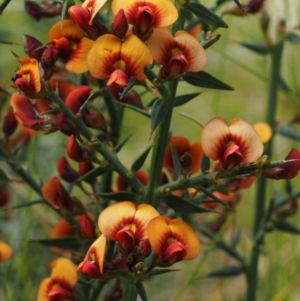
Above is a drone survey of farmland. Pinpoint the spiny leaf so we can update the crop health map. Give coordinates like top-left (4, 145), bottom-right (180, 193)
top-left (97, 191), bottom-right (139, 201)
top-left (233, 0), bottom-right (243, 9)
top-left (0, 200), bottom-right (44, 212)
top-left (187, 2), bottom-right (228, 28)
top-left (61, 0), bottom-right (71, 23)
top-left (136, 282), bottom-right (147, 301)
top-left (163, 195), bottom-right (213, 214)
top-left (149, 268), bottom-right (180, 276)
top-left (74, 166), bottom-right (110, 183)
top-left (183, 71), bottom-right (234, 90)
top-left (30, 237), bottom-right (83, 249)
top-left (0, 85), bottom-right (11, 96)
top-left (151, 99), bottom-right (168, 133)
top-left (274, 220), bottom-right (300, 235)
top-left (115, 135), bottom-right (132, 153)
top-left (239, 42), bottom-right (269, 55)
top-left (117, 101), bottom-right (150, 118)
top-left (174, 92), bottom-right (201, 107)
top-left (120, 79), bottom-right (137, 98)
top-left (131, 145), bottom-right (152, 172)
top-left (276, 124), bottom-right (300, 141)
top-left (206, 265), bottom-right (244, 278)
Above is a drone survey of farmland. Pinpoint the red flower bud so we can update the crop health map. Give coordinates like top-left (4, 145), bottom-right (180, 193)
top-left (79, 214), bottom-right (96, 238)
top-left (24, 0), bottom-right (62, 20)
top-left (111, 9), bottom-right (128, 40)
top-left (2, 107), bottom-right (18, 137)
top-left (65, 86), bottom-right (92, 114)
top-left (41, 45), bottom-right (58, 80)
top-left (58, 113), bottom-right (79, 137)
top-left (67, 135), bottom-right (94, 162)
top-left (78, 161), bottom-right (95, 183)
top-left (57, 156), bottom-right (79, 183)
top-left (82, 107), bottom-right (107, 131)
top-left (23, 34), bottom-right (45, 61)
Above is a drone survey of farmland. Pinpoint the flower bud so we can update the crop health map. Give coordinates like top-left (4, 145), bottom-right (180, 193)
top-left (57, 156), bottom-right (79, 183)
top-left (41, 45), bottom-right (58, 80)
top-left (58, 113), bottom-right (78, 137)
top-left (79, 214), bottom-right (96, 238)
top-left (24, 0), bottom-right (62, 20)
top-left (2, 108), bottom-right (18, 137)
top-left (66, 135), bottom-right (94, 162)
top-left (78, 161), bottom-right (95, 183)
top-left (65, 85), bottom-right (92, 114)
top-left (23, 34), bottom-right (45, 61)
top-left (82, 107), bottom-right (107, 131)
top-left (179, 152), bottom-right (194, 170)
top-left (111, 9), bottom-right (128, 40)
top-left (138, 239), bottom-right (151, 258)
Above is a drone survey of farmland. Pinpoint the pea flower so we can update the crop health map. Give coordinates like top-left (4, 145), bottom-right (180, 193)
top-left (147, 28), bottom-right (207, 80)
top-left (0, 241), bottom-right (13, 263)
top-left (201, 117), bottom-right (264, 171)
top-left (147, 216), bottom-right (200, 266)
top-left (111, 0), bottom-right (178, 41)
top-left (87, 34), bottom-right (152, 87)
top-left (37, 258), bottom-right (78, 301)
top-left (48, 19), bottom-right (94, 73)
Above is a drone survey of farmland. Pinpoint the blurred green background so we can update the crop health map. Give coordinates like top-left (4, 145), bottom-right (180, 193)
top-left (1, 0), bottom-right (300, 301)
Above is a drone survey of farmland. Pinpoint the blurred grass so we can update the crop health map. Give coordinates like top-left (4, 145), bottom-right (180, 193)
top-left (1, 1), bottom-right (300, 301)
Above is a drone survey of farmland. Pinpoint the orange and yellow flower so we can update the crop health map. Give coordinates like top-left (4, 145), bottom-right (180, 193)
top-left (111, 0), bottom-right (178, 40)
top-left (87, 34), bottom-right (152, 87)
top-left (201, 117), bottom-right (264, 171)
top-left (147, 28), bottom-right (207, 80)
top-left (147, 216), bottom-right (200, 266)
top-left (48, 19), bottom-right (94, 73)
top-left (37, 258), bottom-right (78, 301)
top-left (0, 241), bottom-right (13, 263)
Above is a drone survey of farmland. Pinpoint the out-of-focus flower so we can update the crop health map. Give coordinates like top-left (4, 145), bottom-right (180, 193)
top-left (0, 241), bottom-right (13, 263)
top-left (87, 34), bottom-right (152, 87)
top-left (253, 121), bottom-right (272, 144)
top-left (263, 148), bottom-right (300, 180)
top-left (163, 136), bottom-right (203, 176)
top-left (201, 117), bottom-right (264, 171)
top-left (116, 170), bottom-right (148, 192)
top-left (111, 0), bottom-right (178, 41)
top-left (147, 28), bottom-right (207, 80)
top-left (23, 34), bottom-right (46, 61)
top-left (37, 258), bottom-right (78, 301)
top-left (48, 20), bottom-right (94, 73)
top-left (68, 0), bottom-right (108, 40)
top-left (25, 0), bottom-right (62, 20)
top-left (13, 57), bottom-right (41, 98)
top-left (98, 201), bottom-right (159, 253)
top-left (147, 216), bottom-right (200, 266)
top-left (222, 0), bottom-right (265, 16)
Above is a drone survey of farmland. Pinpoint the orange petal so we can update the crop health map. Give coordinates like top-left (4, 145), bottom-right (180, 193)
top-left (50, 257), bottom-right (78, 287)
top-left (87, 34), bottom-right (122, 79)
top-left (174, 31), bottom-right (207, 72)
top-left (50, 218), bottom-right (75, 238)
top-left (188, 142), bottom-right (203, 173)
top-left (133, 204), bottom-right (160, 240)
top-left (48, 19), bottom-right (83, 42)
top-left (201, 117), bottom-right (231, 161)
top-left (0, 241), bottom-right (13, 262)
top-left (98, 201), bottom-right (136, 240)
top-left (37, 278), bottom-right (52, 301)
top-left (112, 0), bottom-right (178, 28)
top-left (252, 121), bottom-right (272, 144)
top-left (229, 118), bottom-right (264, 163)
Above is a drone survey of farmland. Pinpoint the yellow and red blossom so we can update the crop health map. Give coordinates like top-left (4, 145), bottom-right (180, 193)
top-left (48, 19), bottom-right (94, 73)
top-left (0, 241), bottom-right (13, 263)
top-left (201, 117), bottom-right (264, 171)
top-left (37, 258), bottom-right (78, 301)
top-left (87, 34), bottom-right (152, 87)
top-left (147, 28), bottom-right (207, 80)
top-left (147, 216), bottom-right (200, 266)
top-left (111, 0), bottom-right (178, 40)
top-left (98, 201), bottom-right (159, 253)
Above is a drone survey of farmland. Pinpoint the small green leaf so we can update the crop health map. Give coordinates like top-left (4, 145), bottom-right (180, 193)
top-left (274, 220), bottom-right (300, 235)
top-left (0, 200), bottom-right (44, 212)
top-left (170, 144), bottom-right (183, 178)
top-left (206, 265), bottom-right (244, 278)
top-left (151, 99), bottom-right (168, 133)
top-left (277, 124), bottom-right (300, 141)
top-left (136, 282), bottom-right (147, 301)
top-left (61, 0), bottom-right (71, 23)
top-left (117, 102), bottom-right (151, 118)
top-left (115, 135), bottom-right (132, 153)
top-left (183, 71), bottom-right (234, 90)
top-left (174, 92), bottom-right (201, 107)
top-left (164, 195), bottom-right (213, 214)
top-left (30, 237), bottom-right (82, 249)
top-left (120, 79), bottom-right (137, 98)
top-left (187, 2), bottom-right (228, 28)
top-left (97, 192), bottom-right (139, 201)
top-left (231, 228), bottom-right (241, 248)
top-left (74, 166), bottom-right (110, 183)
top-left (285, 32), bottom-right (300, 44)
top-left (233, 0), bottom-right (243, 9)
top-left (131, 145), bottom-right (152, 172)
top-left (149, 268), bottom-right (180, 276)
top-left (239, 42), bottom-right (269, 55)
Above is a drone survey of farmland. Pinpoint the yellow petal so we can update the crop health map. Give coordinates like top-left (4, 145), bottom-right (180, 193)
top-left (37, 278), bottom-right (52, 301)
top-left (229, 118), bottom-right (264, 163)
top-left (48, 19), bottom-right (83, 42)
top-left (98, 201), bottom-right (136, 240)
top-left (82, 0), bottom-right (107, 24)
top-left (50, 257), bottom-right (78, 287)
top-left (252, 121), bottom-right (272, 144)
top-left (87, 34), bottom-right (122, 79)
top-left (201, 116), bottom-right (231, 160)
top-left (0, 241), bottom-right (13, 262)
top-left (174, 31), bottom-right (207, 72)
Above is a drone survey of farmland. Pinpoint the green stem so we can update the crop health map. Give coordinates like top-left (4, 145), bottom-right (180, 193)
top-left (246, 40), bottom-right (284, 301)
top-left (146, 80), bottom-right (178, 206)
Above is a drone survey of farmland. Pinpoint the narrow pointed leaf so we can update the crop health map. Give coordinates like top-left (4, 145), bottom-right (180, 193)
top-left (170, 144), bottom-right (183, 177)
top-left (274, 220), bottom-right (300, 235)
top-left (61, 0), bottom-right (70, 23)
top-left (136, 282), bottom-right (147, 301)
top-left (0, 168), bottom-right (9, 181)
top-left (120, 79), bottom-right (137, 98)
top-left (279, 76), bottom-right (292, 93)
top-left (131, 145), bottom-right (152, 172)
top-left (151, 99), bottom-right (168, 133)
top-left (0, 85), bottom-right (11, 96)
top-left (174, 92), bottom-right (201, 107)
top-left (277, 124), bottom-right (300, 141)
top-left (147, 98), bottom-right (158, 108)
top-left (74, 166), bottom-right (111, 183)
top-left (231, 228), bottom-right (241, 248)
top-left (163, 195), bottom-right (213, 214)
top-left (233, 0), bottom-right (243, 9)
top-left (239, 42), bottom-right (269, 55)
top-left (286, 32), bottom-right (300, 44)
top-left (187, 2), bottom-right (228, 28)
top-left (97, 191), bottom-right (139, 201)
top-left (201, 154), bottom-right (210, 173)
top-left (0, 200), bottom-right (43, 212)
top-left (115, 135), bottom-right (132, 153)
top-left (117, 101), bottom-right (150, 118)
top-left (197, 186), bottom-right (227, 207)
top-left (149, 268), bottom-right (180, 276)
top-left (206, 265), bottom-right (244, 278)
top-left (183, 71), bottom-right (234, 90)
top-left (30, 237), bottom-right (82, 249)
